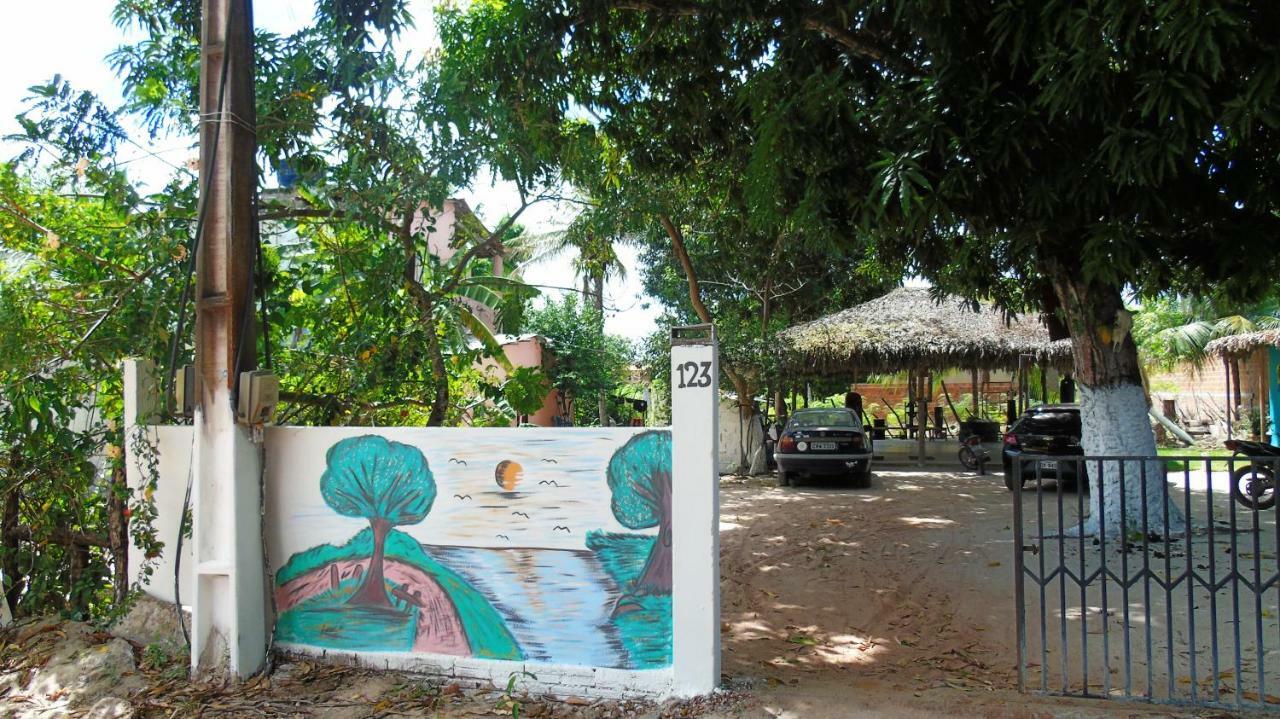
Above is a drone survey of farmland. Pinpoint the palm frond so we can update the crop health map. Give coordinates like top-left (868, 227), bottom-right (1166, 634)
top-left (457, 304), bottom-right (515, 374)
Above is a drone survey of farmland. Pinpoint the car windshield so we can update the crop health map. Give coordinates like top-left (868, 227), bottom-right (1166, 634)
top-left (1019, 411), bottom-right (1080, 435)
top-left (788, 410), bottom-right (856, 428)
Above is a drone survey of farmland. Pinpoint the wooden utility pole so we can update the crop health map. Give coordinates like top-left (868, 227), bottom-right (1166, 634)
top-left (191, 0), bottom-right (266, 678)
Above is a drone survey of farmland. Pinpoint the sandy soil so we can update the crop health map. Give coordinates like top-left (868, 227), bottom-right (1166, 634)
top-left (717, 467), bottom-right (1273, 718)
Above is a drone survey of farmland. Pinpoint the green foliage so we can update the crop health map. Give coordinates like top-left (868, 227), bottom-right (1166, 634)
top-left (320, 436), bottom-right (436, 526)
top-left (439, 0), bottom-right (1280, 336)
top-left (0, 161), bottom-right (186, 620)
top-left (0, 0), bottom-right (569, 620)
top-left (523, 296), bottom-right (631, 426)
top-left (1134, 294), bottom-right (1280, 369)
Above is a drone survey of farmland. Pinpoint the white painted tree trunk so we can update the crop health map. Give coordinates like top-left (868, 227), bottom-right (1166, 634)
top-left (1075, 382), bottom-right (1187, 538)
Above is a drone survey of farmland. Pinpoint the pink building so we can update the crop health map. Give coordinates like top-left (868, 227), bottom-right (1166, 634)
top-left (472, 334), bottom-right (563, 427)
top-left (411, 201), bottom-right (561, 426)
top-left (409, 198), bottom-right (505, 330)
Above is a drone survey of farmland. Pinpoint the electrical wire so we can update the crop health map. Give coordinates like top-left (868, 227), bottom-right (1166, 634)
top-left (173, 429), bottom-right (196, 648)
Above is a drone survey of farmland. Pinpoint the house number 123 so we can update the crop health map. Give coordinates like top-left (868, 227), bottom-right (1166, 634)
top-left (675, 360), bottom-right (713, 389)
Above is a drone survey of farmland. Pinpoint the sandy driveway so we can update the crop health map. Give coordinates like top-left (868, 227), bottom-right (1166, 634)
top-left (718, 468), bottom-right (1223, 718)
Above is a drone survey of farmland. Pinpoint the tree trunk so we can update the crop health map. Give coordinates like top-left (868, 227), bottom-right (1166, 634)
top-left (1231, 358), bottom-right (1242, 412)
top-left (1048, 265), bottom-right (1186, 538)
top-left (660, 213), bottom-right (759, 467)
top-left (634, 476), bottom-right (672, 595)
top-left (2, 486), bottom-right (21, 614)
top-left (635, 518), bottom-right (672, 595)
top-left (349, 519), bottom-right (394, 607)
top-left (69, 543), bottom-right (90, 616)
top-left (108, 464), bottom-right (129, 608)
top-left (424, 303), bottom-right (450, 427)
top-left (594, 272), bottom-right (608, 426)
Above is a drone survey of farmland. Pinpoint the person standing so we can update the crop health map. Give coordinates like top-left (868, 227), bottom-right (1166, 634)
top-left (845, 390), bottom-right (864, 426)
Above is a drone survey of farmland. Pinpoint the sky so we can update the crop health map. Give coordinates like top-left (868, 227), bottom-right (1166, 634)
top-left (0, 0), bottom-right (661, 340)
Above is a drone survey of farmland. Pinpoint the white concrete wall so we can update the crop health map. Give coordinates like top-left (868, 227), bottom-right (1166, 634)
top-left (125, 425), bottom-right (195, 606)
top-left (717, 399), bottom-right (765, 475)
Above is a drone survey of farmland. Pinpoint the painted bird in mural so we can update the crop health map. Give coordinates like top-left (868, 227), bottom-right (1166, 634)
top-left (553, 525), bottom-right (571, 533)
top-left (449, 458), bottom-right (468, 466)
top-left (538, 480), bottom-right (563, 487)
top-left (540, 458), bottom-right (558, 464)
top-left (512, 511), bottom-right (530, 518)
top-left (453, 494), bottom-right (472, 500)
top-left (495, 534), bottom-right (510, 540)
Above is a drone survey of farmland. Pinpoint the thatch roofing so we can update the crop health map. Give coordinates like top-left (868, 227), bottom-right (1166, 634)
top-left (1204, 329), bottom-right (1280, 358)
top-left (778, 287), bottom-right (1074, 375)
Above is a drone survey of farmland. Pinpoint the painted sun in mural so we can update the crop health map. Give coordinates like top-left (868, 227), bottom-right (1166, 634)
top-left (494, 460), bottom-right (524, 492)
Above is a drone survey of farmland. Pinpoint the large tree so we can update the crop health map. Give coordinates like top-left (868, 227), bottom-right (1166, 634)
top-left (438, 0), bottom-right (1280, 536)
top-left (524, 295), bottom-right (632, 426)
top-left (320, 436), bottom-right (436, 608)
top-left (107, 0), bottom-right (558, 427)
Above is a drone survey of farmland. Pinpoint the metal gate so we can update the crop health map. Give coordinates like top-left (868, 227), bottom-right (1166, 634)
top-left (1012, 455), bottom-right (1279, 709)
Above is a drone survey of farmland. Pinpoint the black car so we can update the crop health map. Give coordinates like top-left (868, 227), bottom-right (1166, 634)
top-left (1002, 404), bottom-right (1086, 492)
top-left (774, 408), bottom-right (873, 487)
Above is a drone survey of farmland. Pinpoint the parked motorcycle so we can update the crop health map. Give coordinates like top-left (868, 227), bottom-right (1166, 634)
top-left (1224, 439), bottom-right (1279, 511)
top-left (958, 434), bottom-right (989, 471)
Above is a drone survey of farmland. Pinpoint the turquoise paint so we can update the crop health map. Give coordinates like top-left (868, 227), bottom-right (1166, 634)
top-left (606, 431), bottom-right (674, 595)
top-left (321, 436), bottom-right (437, 524)
top-left (276, 579), bottom-right (419, 651)
top-left (586, 531), bottom-right (673, 668)
top-left (276, 528), bottom-right (524, 659)
top-left (1270, 347), bottom-right (1280, 446)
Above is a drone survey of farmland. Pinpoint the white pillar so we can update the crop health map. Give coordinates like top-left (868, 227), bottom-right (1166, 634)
top-left (670, 324), bottom-right (720, 697)
top-left (123, 359), bottom-right (160, 431)
top-left (191, 402), bottom-right (266, 678)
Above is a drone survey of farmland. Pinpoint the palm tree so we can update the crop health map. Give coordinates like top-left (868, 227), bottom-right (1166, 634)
top-left (1135, 293), bottom-right (1280, 409)
top-left (525, 207), bottom-right (629, 426)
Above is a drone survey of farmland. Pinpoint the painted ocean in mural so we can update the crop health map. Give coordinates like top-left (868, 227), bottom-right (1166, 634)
top-left (270, 428), bottom-right (673, 670)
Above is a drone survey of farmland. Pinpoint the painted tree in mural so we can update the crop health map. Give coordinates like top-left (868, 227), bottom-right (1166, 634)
top-left (320, 436), bottom-right (437, 607)
top-left (606, 431), bottom-right (673, 595)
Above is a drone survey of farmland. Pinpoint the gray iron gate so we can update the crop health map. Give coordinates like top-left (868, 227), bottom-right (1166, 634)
top-left (1012, 455), bottom-right (1279, 710)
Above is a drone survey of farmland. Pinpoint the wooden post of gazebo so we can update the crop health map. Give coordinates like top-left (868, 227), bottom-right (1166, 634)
top-left (905, 369), bottom-right (914, 440)
top-left (970, 368), bottom-right (980, 419)
top-left (1224, 356), bottom-right (1233, 441)
top-left (916, 373), bottom-right (928, 466)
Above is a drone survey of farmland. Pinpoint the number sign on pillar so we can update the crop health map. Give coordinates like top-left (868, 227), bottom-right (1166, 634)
top-left (669, 324), bottom-right (720, 697)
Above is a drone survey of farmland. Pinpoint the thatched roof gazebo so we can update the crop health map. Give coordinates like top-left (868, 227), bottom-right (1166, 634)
top-left (778, 287), bottom-right (1073, 376)
top-left (1204, 329), bottom-right (1280, 358)
top-left (776, 287), bottom-right (1074, 463)
top-left (1205, 329), bottom-right (1280, 444)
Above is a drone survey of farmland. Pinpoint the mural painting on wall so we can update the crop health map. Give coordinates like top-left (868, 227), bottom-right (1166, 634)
top-left (273, 430), bottom-right (673, 670)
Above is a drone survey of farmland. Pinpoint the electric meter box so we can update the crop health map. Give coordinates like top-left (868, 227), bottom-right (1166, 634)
top-left (237, 370), bottom-right (279, 425)
top-left (174, 364), bottom-right (196, 418)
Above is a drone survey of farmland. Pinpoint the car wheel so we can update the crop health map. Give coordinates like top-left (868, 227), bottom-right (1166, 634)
top-left (777, 470), bottom-right (790, 487)
top-left (1004, 468), bottom-right (1024, 492)
top-left (857, 469), bottom-right (873, 488)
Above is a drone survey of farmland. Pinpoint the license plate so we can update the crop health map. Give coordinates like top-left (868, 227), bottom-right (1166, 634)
top-left (811, 442), bottom-right (836, 450)
top-left (1039, 460), bottom-right (1058, 470)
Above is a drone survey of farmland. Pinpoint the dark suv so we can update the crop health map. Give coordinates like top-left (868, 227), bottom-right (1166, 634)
top-left (1001, 404), bottom-right (1085, 492)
